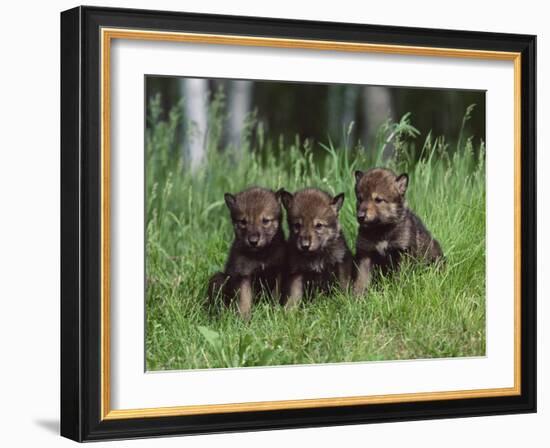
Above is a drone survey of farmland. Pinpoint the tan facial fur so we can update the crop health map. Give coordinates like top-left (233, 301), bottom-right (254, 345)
top-left (354, 168), bottom-right (408, 227)
top-left (224, 187), bottom-right (282, 250)
top-left (280, 188), bottom-right (344, 253)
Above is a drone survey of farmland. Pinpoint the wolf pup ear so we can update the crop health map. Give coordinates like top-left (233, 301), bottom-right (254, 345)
top-left (331, 193), bottom-right (345, 213)
top-left (279, 189), bottom-right (294, 211)
top-left (224, 193), bottom-right (237, 211)
top-left (354, 170), bottom-right (364, 184)
top-left (275, 188), bottom-right (285, 203)
top-left (395, 173), bottom-right (409, 195)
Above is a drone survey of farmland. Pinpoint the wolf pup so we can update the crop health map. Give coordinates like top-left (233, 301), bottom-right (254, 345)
top-left (280, 188), bottom-right (352, 308)
top-left (207, 187), bottom-right (286, 319)
top-left (353, 168), bottom-right (443, 295)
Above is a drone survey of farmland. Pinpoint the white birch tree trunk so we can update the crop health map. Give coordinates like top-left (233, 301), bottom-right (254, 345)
top-left (362, 86), bottom-right (392, 147)
top-left (180, 78), bottom-right (208, 171)
top-left (227, 80), bottom-right (253, 151)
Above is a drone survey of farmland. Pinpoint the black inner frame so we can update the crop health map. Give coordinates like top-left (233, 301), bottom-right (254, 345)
top-left (60, 6), bottom-right (536, 442)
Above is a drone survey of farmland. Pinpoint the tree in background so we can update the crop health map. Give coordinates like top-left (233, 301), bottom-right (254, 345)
top-left (226, 80), bottom-right (253, 151)
top-left (362, 86), bottom-right (393, 145)
top-left (180, 78), bottom-right (208, 171)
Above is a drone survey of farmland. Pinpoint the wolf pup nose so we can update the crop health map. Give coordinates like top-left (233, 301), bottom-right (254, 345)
top-left (280, 188), bottom-right (352, 308)
top-left (207, 187), bottom-right (286, 320)
top-left (353, 168), bottom-right (444, 296)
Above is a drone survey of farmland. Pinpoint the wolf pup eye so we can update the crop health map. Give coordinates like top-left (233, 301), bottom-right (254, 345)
top-left (314, 222), bottom-right (324, 230)
top-left (238, 218), bottom-right (247, 227)
top-left (293, 222), bottom-right (301, 232)
top-left (262, 217), bottom-right (271, 225)
top-left (374, 197), bottom-right (385, 204)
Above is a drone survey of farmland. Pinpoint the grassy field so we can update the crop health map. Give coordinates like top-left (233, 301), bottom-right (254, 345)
top-left (145, 95), bottom-right (486, 371)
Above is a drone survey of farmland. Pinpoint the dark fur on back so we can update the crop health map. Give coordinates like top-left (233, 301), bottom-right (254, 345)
top-left (207, 187), bottom-right (286, 318)
top-left (280, 188), bottom-right (352, 307)
top-left (353, 168), bottom-right (443, 294)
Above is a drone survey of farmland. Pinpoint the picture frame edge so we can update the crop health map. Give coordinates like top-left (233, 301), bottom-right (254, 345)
top-left (60, 5), bottom-right (537, 442)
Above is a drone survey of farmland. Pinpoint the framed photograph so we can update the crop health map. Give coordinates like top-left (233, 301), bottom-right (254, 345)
top-left (60, 6), bottom-right (536, 442)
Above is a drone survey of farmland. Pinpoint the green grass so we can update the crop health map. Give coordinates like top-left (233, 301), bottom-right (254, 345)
top-left (145, 94), bottom-right (486, 371)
